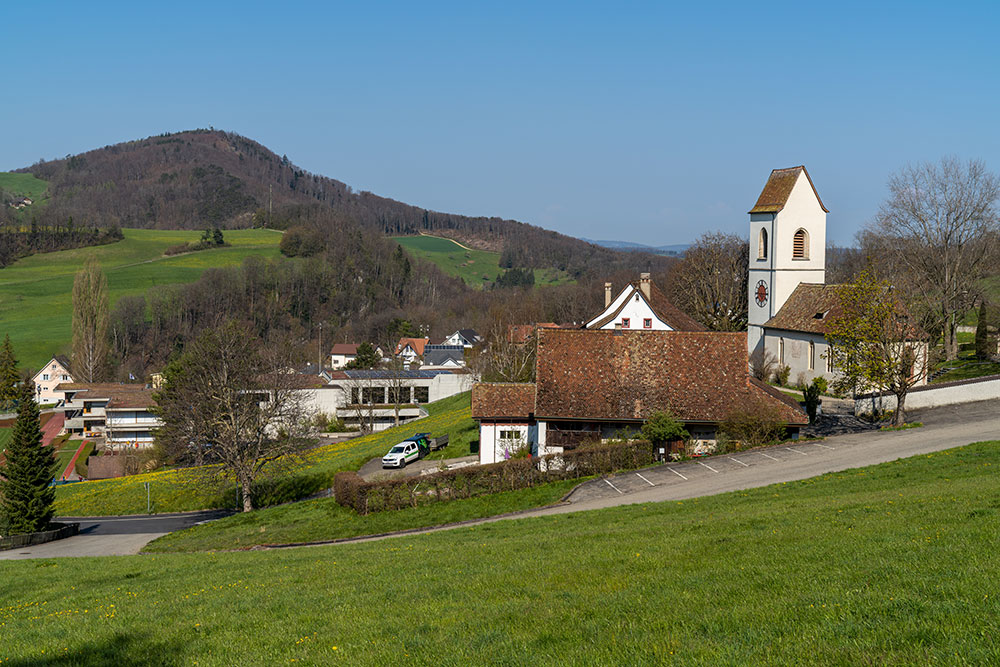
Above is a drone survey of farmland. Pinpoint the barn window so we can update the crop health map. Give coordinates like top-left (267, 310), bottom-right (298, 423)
top-left (793, 229), bottom-right (809, 259)
top-left (621, 318), bottom-right (630, 328)
top-left (758, 228), bottom-right (768, 259)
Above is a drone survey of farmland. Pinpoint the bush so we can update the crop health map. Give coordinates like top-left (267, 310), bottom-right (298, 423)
top-left (803, 381), bottom-right (822, 423)
top-left (812, 376), bottom-right (829, 395)
top-left (334, 440), bottom-right (655, 514)
top-left (775, 364), bottom-right (791, 386)
top-left (641, 410), bottom-right (689, 446)
top-left (719, 401), bottom-right (787, 449)
top-left (750, 348), bottom-right (777, 381)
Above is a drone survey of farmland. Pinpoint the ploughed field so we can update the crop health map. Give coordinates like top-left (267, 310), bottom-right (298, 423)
top-left (0, 228), bottom-right (283, 369)
top-left (2, 441), bottom-right (998, 664)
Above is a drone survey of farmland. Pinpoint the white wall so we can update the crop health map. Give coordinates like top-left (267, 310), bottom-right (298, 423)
top-left (765, 330), bottom-right (834, 386)
top-left (32, 359), bottom-right (73, 404)
top-left (855, 375), bottom-right (1000, 414)
top-left (588, 286), bottom-right (674, 331)
top-left (479, 422), bottom-right (537, 465)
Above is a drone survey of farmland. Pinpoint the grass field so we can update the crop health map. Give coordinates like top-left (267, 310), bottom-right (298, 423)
top-left (52, 392), bottom-right (475, 516)
top-left (2, 441), bottom-right (999, 664)
top-left (393, 234), bottom-right (573, 288)
top-left (0, 171), bottom-right (49, 205)
top-left (0, 227), bottom-right (283, 369)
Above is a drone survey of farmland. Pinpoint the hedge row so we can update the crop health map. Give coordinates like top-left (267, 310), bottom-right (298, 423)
top-left (334, 440), bottom-right (655, 514)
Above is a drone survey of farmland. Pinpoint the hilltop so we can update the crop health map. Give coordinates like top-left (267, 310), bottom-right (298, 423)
top-left (12, 129), bottom-right (671, 278)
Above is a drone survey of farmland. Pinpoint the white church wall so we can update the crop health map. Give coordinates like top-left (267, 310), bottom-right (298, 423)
top-left (764, 330), bottom-right (834, 386)
top-left (855, 374), bottom-right (1000, 414)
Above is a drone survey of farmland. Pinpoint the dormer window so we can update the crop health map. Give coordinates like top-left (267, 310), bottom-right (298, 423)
top-left (793, 229), bottom-right (809, 259)
top-left (758, 228), bottom-right (768, 260)
top-left (621, 318), bottom-right (630, 328)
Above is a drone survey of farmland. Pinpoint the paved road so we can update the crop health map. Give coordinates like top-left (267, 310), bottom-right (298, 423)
top-left (0, 510), bottom-right (232, 560)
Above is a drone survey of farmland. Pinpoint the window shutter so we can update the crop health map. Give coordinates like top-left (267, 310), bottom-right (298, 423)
top-left (793, 230), bottom-right (808, 259)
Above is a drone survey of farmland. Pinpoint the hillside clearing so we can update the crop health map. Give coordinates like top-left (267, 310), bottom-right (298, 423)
top-left (0, 172), bottom-right (49, 204)
top-left (393, 234), bottom-right (573, 288)
top-left (2, 441), bottom-right (999, 663)
top-left (0, 228), bottom-right (283, 369)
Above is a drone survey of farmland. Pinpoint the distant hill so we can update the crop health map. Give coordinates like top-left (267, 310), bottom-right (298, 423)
top-left (12, 129), bottom-right (672, 278)
top-left (582, 238), bottom-right (690, 256)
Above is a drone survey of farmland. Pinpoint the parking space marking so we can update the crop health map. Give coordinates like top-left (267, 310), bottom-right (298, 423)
top-left (810, 443), bottom-right (834, 450)
top-left (785, 447), bottom-right (808, 456)
top-left (604, 478), bottom-right (624, 495)
top-left (728, 456), bottom-right (749, 467)
top-left (759, 452), bottom-right (780, 462)
top-left (666, 466), bottom-right (688, 480)
top-left (635, 473), bottom-right (656, 487)
top-left (698, 461), bottom-right (720, 473)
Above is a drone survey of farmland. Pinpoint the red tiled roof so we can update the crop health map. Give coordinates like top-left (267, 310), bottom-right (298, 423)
top-left (396, 337), bottom-right (429, 356)
top-left (330, 343), bottom-right (360, 355)
top-left (534, 329), bottom-right (807, 425)
top-left (471, 383), bottom-right (537, 419)
top-left (749, 166), bottom-right (829, 214)
top-left (763, 283), bottom-right (842, 335)
top-left (589, 282), bottom-right (705, 331)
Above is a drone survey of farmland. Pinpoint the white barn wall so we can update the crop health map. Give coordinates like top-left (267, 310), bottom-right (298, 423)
top-left (855, 376), bottom-right (1000, 414)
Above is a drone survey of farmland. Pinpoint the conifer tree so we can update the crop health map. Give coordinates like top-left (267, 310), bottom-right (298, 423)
top-left (0, 334), bottom-right (19, 408)
top-left (0, 385), bottom-right (57, 534)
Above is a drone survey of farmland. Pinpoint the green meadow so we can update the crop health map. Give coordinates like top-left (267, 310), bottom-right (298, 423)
top-left (0, 228), bottom-right (283, 369)
top-left (1, 442), bottom-right (998, 664)
top-left (0, 171), bottom-right (49, 204)
top-left (394, 234), bottom-right (572, 288)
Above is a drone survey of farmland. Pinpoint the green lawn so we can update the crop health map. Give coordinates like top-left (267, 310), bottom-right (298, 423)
top-left (0, 227), bottom-right (283, 369)
top-left (52, 435), bottom-right (79, 478)
top-left (393, 234), bottom-right (573, 288)
top-left (52, 392), bottom-right (475, 516)
top-left (2, 442), bottom-right (999, 664)
top-left (147, 478), bottom-right (580, 552)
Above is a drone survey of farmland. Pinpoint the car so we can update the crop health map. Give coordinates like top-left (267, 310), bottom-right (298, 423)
top-left (382, 440), bottom-right (421, 469)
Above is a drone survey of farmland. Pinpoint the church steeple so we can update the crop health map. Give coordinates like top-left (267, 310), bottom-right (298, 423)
top-left (746, 166), bottom-right (828, 357)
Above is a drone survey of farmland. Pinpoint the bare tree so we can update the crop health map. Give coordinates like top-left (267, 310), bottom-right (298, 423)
top-left (469, 313), bottom-right (537, 383)
top-left (71, 256), bottom-right (110, 382)
top-left (154, 322), bottom-right (312, 512)
top-left (866, 157), bottom-right (1000, 360)
top-left (666, 232), bottom-right (748, 331)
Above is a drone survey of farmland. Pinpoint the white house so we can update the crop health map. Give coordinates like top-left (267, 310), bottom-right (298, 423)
top-left (444, 329), bottom-right (482, 348)
top-left (55, 383), bottom-right (162, 448)
top-left (330, 344), bottom-right (360, 369)
top-left (746, 166), bottom-right (928, 387)
top-left (586, 273), bottom-right (704, 331)
top-left (31, 356), bottom-right (73, 404)
top-left (395, 337), bottom-right (429, 365)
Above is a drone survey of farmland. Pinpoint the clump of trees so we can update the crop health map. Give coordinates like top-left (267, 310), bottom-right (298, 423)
top-left (0, 221), bottom-right (123, 268)
top-left (163, 227), bottom-right (227, 255)
top-left (0, 385), bottom-right (57, 535)
top-left (667, 231), bottom-right (748, 331)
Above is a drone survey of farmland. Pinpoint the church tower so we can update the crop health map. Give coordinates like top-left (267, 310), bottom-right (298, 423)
top-left (747, 166), bottom-right (827, 357)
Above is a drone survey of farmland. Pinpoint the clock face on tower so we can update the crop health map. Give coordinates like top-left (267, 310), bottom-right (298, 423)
top-left (755, 280), bottom-right (769, 307)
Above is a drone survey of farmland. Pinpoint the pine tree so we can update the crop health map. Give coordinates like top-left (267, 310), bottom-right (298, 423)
top-left (0, 334), bottom-right (19, 408)
top-left (0, 385), bottom-right (56, 535)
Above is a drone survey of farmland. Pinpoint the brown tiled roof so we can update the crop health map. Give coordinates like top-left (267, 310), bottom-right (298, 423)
top-left (471, 383), bottom-right (536, 419)
top-left (105, 389), bottom-right (156, 410)
top-left (534, 329), bottom-right (807, 425)
top-left (396, 337), bottom-right (429, 356)
top-left (589, 282), bottom-right (705, 332)
top-left (330, 343), bottom-right (360, 355)
top-left (55, 382), bottom-right (145, 393)
top-left (763, 283), bottom-right (842, 335)
top-left (749, 166), bottom-right (829, 214)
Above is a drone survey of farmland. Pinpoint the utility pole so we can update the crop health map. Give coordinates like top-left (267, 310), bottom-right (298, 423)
top-left (268, 184), bottom-right (272, 228)
top-left (317, 322), bottom-right (324, 374)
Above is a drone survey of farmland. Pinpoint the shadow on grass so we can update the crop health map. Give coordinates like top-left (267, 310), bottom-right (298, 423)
top-left (5, 632), bottom-right (186, 666)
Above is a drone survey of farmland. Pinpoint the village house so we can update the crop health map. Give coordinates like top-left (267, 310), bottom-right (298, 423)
top-left (31, 356), bottom-right (73, 404)
top-left (395, 337), bottom-right (429, 365)
top-left (586, 273), bottom-right (705, 331)
top-left (746, 166), bottom-right (928, 386)
top-left (330, 343), bottom-right (360, 369)
top-left (472, 328), bottom-right (807, 465)
top-left (55, 383), bottom-right (162, 449)
top-left (443, 329), bottom-right (482, 348)
top-left (420, 344), bottom-right (466, 369)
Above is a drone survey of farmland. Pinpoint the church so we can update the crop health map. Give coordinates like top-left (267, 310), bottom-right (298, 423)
top-left (746, 166), bottom-right (928, 387)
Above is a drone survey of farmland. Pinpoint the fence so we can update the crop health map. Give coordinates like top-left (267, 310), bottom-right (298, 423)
top-left (334, 439), bottom-right (654, 514)
top-left (855, 374), bottom-right (1000, 415)
top-left (0, 522), bottom-right (79, 551)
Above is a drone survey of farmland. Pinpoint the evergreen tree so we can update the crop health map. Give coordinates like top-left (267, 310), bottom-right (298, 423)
top-left (0, 334), bottom-right (19, 407)
top-left (212, 227), bottom-right (225, 246)
top-left (345, 342), bottom-right (382, 370)
top-left (0, 385), bottom-right (56, 534)
top-left (975, 301), bottom-right (991, 361)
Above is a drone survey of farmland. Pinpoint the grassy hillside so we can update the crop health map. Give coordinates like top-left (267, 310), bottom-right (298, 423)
top-left (0, 171), bottom-right (49, 204)
top-left (394, 234), bottom-right (573, 288)
top-left (52, 392), bottom-right (475, 516)
top-left (3, 442), bottom-right (999, 664)
top-left (0, 228), bottom-right (283, 369)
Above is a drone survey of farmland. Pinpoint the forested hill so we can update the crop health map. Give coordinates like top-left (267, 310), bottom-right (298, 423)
top-left (15, 129), bottom-right (670, 277)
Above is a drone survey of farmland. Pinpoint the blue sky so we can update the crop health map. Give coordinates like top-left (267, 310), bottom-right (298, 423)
top-left (3, 1), bottom-right (998, 245)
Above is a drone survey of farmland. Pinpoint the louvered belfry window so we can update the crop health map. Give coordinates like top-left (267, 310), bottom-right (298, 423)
top-left (793, 229), bottom-right (809, 259)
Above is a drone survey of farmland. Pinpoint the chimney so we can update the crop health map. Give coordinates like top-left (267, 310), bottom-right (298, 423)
top-left (639, 273), bottom-right (651, 299)
top-left (605, 282), bottom-right (613, 307)
top-left (614, 322), bottom-right (623, 336)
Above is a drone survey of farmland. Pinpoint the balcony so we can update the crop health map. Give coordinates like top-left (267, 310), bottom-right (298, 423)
top-left (106, 417), bottom-right (162, 428)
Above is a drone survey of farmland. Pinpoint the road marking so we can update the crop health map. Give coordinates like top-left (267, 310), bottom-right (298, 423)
top-left (698, 461), bottom-right (720, 473)
top-left (760, 452), bottom-right (780, 462)
top-left (785, 447), bottom-right (809, 456)
top-left (728, 456), bottom-right (749, 467)
top-left (604, 478), bottom-right (624, 495)
top-left (635, 473), bottom-right (656, 487)
top-left (810, 443), bottom-right (834, 450)
top-left (666, 466), bottom-right (688, 480)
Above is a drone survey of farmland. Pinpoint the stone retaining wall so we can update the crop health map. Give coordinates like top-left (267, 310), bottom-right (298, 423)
top-left (855, 374), bottom-right (1000, 414)
top-left (0, 522), bottom-right (79, 551)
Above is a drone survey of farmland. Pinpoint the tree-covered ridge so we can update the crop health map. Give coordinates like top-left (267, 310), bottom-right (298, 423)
top-left (11, 129), bottom-right (672, 277)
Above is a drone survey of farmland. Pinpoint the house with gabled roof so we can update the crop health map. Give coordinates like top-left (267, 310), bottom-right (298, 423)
top-left (472, 328), bottom-right (807, 464)
top-left (586, 273), bottom-right (704, 332)
top-left (395, 337), bottom-right (429, 365)
top-left (31, 355), bottom-right (73, 404)
top-left (444, 329), bottom-right (482, 348)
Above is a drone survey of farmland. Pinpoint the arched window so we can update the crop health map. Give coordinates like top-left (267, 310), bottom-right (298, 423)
top-left (793, 228), bottom-right (809, 259)
top-left (758, 228), bottom-right (768, 259)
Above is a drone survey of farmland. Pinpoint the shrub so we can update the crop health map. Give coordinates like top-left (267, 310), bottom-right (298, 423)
top-left (775, 364), bottom-right (791, 386)
top-left (803, 380), bottom-right (822, 423)
top-left (812, 376), bottom-right (829, 395)
top-left (749, 348), bottom-right (777, 381)
top-left (719, 400), bottom-right (787, 449)
top-left (641, 410), bottom-right (689, 446)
